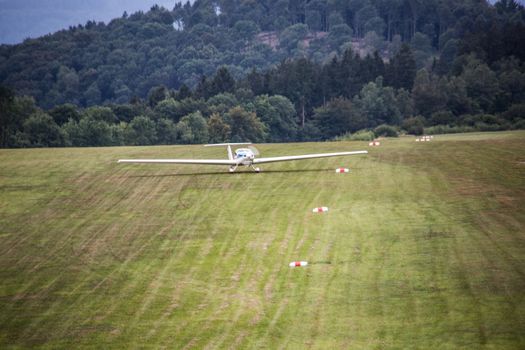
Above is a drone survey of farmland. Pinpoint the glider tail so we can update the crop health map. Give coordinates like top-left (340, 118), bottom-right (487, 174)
top-left (204, 143), bottom-right (252, 161)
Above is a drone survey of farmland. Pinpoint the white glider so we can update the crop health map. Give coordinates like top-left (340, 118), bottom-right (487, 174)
top-left (117, 143), bottom-right (367, 173)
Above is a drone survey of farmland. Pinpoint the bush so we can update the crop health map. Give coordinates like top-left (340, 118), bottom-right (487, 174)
top-left (334, 129), bottom-right (375, 141)
top-left (22, 112), bottom-right (65, 147)
top-left (429, 111), bottom-right (455, 126)
top-left (462, 114), bottom-right (504, 127)
top-left (501, 103), bottom-right (525, 122)
top-left (126, 116), bottom-right (157, 145)
top-left (109, 122), bottom-right (127, 146)
top-left (296, 123), bottom-right (321, 141)
top-left (63, 116), bottom-right (113, 146)
top-left (424, 125), bottom-right (476, 135)
top-left (424, 122), bottom-right (512, 135)
top-left (513, 119), bottom-right (525, 130)
top-left (373, 124), bottom-right (399, 137)
top-left (175, 111), bottom-right (209, 144)
top-left (402, 116), bottom-right (425, 135)
top-left (474, 122), bottom-right (507, 132)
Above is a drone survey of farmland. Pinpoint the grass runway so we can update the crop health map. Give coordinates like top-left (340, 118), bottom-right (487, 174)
top-left (0, 131), bottom-right (524, 348)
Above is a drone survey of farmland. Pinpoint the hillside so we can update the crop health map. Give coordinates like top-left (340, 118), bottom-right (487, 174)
top-left (0, 0), bottom-right (524, 148)
top-left (0, 131), bottom-right (524, 348)
top-left (1, 0), bottom-right (524, 108)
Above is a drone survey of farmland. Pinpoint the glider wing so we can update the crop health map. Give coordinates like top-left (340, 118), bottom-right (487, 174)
top-left (117, 158), bottom-right (242, 165)
top-left (253, 150), bottom-right (368, 164)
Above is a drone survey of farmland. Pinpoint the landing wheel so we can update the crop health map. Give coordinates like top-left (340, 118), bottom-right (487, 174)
top-left (255, 167), bottom-right (261, 173)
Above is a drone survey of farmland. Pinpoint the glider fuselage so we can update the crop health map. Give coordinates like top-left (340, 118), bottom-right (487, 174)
top-left (233, 148), bottom-right (255, 165)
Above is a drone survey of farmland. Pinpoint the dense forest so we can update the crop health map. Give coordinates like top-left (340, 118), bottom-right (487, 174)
top-left (1, 0), bottom-right (525, 147)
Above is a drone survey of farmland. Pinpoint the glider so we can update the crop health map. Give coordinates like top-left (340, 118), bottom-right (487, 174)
top-left (117, 143), bottom-right (368, 173)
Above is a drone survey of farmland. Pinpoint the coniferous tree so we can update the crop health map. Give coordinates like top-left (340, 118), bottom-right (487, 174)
top-left (175, 84), bottom-right (192, 100)
top-left (147, 86), bottom-right (169, 107)
top-left (195, 76), bottom-right (212, 100)
top-left (339, 48), bottom-right (360, 99)
top-left (0, 86), bottom-right (15, 147)
top-left (210, 67), bottom-right (236, 96)
top-left (411, 69), bottom-right (447, 117)
top-left (386, 44), bottom-right (416, 90)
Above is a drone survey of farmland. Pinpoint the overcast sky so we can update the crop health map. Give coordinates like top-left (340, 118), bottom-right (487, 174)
top-left (0, 0), bottom-right (183, 44)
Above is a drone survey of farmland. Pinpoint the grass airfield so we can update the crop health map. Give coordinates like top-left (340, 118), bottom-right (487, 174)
top-left (0, 131), bottom-right (524, 349)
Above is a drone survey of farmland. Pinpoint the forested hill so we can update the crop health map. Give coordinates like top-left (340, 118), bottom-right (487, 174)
top-left (1, 0), bottom-right (525, 148)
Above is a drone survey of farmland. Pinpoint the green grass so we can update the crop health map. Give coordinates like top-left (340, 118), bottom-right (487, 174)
top-left (0, 131), bottom-right (524, 349)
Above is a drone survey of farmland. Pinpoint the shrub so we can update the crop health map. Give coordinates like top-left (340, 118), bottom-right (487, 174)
top-left (402, 116), bottom-right (425, 135)
top-left (22, 112), bottom-right (65, 147)
top-left (424, 125), bottom-right (476, 135)
top-left (513, 119), bottom-right (525, 130)
top-left (127, 116), bottom-right (157, 145)
top-left (462, 114), bottom-right (505, 127)
top-left (474, 122), bottom-right (506, 132)
top-left (334, 129), bottom-right (375, 141)
top-left (373, 124), bottom-right (399, 137)
top-left (62, 116), bottom-right (113, 146)
top-left (429, 111), bottom-right (455, 126)
top-left (501, 103), bottom-right (525, 123)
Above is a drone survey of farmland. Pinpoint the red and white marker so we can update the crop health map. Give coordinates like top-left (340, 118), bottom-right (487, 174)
top-left (289, 261), bottom-right (308, 267)
top-left (335, 167), bottom-right (349, 173)
top-left (312, 207), bottom-right (329, 213)
top-left (368, 141), bottom-right (380, 146)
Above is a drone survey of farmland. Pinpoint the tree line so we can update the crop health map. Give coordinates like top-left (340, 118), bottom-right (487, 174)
top-left (1, 39), bottom-right (524, 148)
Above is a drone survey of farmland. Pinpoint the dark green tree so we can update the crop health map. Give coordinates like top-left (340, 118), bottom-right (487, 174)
top-left (127, 116), bottom-right (157, 145)
top-left (207, 93), bottom-right (238, 115)
top-left (253, 94), bottom-right (298, 141)
top-left (386, 44), bottom-right (416, 90)
top-left (3, 95), bottom-right (39, 147)
top-left (156, 118), bottom-right (178, 144)
top-left (224, 106), bottom-right (267, 142)
top-left (411, 69), bottom-right (446, 117)
top-left (63, 116), bottom-right (113, 146)
top-left (176, 111), bottom-right (209, 144)
top-left (233, 20), bottom-right (260, 42)
top-left (154, 98), bottom-right (183, 122)
top-left (402, 116), bottom-right (425, 135)
top-left (48, 104), bottom-right (81, 125)
top-left (353, 77), bottom-right (401, 126)
top-left (84, 106), bottom-right (117, 123)
top-left (207, 113), bottom-right (231, 143)
top-left (175, 84), bottom-right (192, 100)
top-left (312, 97), bottom-right (366, 138)
top-left (460, 56), bottom-right (501, 112)
top-left (147, 85), bottom-right (169, 107)
top-left (279, 23), bottom-right (308, 54)
top-left (21, 112), bottom-right (64, 147)
top-left (210, 67), bottom-right (236, 96)
top-left (0, 86), bottom-right (15, 147)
